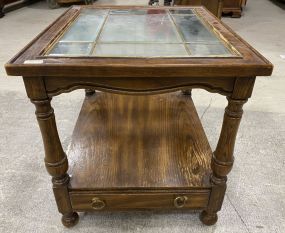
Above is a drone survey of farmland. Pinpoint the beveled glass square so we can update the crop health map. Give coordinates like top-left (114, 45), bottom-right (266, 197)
top-left (187, 43), bottom-right (233, 56)
top-left (81, 9), bottom-right (109, 15)
top-left (93, 43), bottom-right (188, 57)
top-left (98, 14), bottom-right (182, 43)
top-left (169, 9), bottom-right (194, 15)
top-left (60, 14), bottom-right (106, 42)
top-left (172, 15), bottom-right (219, 43)
top-left (48, 42), bottom-right (93, 56)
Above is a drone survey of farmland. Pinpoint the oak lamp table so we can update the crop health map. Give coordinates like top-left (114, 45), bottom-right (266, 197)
top-left (5, 6), bottom-right (273, 227)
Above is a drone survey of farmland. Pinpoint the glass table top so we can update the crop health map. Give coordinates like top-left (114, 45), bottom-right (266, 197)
top-left (45, 8), bottom-right (239, 58)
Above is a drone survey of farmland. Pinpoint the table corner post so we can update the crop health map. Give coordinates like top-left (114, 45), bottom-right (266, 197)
top-left (23, 77), bottom-right (79, 227)
top-left (200, 77), bottom-right (255, 225)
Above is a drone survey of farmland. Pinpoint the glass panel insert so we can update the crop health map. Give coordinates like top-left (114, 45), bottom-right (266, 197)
top-left (45, 8), bottom-right (239, 58)
top-left (93, 43), bottom-right (188, 57)
top-left (48, 42), bottom-right (93, 56)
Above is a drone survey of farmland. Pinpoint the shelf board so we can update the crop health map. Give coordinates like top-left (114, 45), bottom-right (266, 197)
top-left (68, 92), bottom-right (212, 191)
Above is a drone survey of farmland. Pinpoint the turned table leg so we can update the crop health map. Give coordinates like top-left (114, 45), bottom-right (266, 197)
top-left (199, 77), bottom-right (256, 225)
top-left (31, 98), bottom-right (78, 227)
top-left (200, 97), bottom-right (247, 225)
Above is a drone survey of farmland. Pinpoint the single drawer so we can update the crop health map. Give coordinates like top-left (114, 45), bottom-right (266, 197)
top-left (70, 191), bottom-right (210, 211)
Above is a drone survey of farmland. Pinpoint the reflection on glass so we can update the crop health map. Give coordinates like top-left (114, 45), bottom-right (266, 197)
top-left (99, 14), bottom-right (181, 43)
top-left (187, 43), bottom-right (232, 56)
top-left (48, 42), bottom-right (93, 56)
top-left (60, 14), bottom-right (106, 42)
top-left (169, 9), bottom-right (194, 15)
top-left (173, 15), bottom-right (219, 43)
top-left (93, 43), bottom-right (188, 57)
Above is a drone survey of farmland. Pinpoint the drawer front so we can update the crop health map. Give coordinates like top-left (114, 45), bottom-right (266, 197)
top-left (70, 192), bottom-right (209, 211)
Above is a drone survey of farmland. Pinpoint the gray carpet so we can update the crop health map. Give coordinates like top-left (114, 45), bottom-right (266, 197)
top-left (0, 0), bottom-right (285, 232)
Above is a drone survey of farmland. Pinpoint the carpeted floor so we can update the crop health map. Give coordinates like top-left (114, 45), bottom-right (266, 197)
top-left (0, 0), bottom-right (284, 232)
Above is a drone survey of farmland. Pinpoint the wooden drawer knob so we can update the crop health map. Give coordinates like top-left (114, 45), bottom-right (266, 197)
top-left (174, 196), bottom-right (188, 208)
top-left (91, 197), bottom-right (106, 210)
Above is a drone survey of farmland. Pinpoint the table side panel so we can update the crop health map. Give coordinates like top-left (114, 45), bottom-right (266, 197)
top-left (69, 191), bottom-right (210, 211)
top-left (43, 76), bottom-right (236, 96)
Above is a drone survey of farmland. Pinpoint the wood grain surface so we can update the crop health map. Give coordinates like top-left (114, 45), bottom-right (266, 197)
top-left (68, 92), bottom-right (212, 190)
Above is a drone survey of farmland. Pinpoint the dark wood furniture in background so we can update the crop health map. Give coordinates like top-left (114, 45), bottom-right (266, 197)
top-left (149, 0), bottom-right (223, 18)
top-left (173, 0), bottom-right (223, 18)
top-left (0, 0), bottom-right (18, 17)
top-left (171, 0), bottom-right (247, 18)
top-left (46, 0), bottom-right (93, 9)
top-left (223, 0), bottom-right (247, 17)
top-left (5, 5), bottom-right (272, 228)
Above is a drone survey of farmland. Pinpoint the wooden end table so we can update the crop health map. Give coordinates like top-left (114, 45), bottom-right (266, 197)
top-left (5, 6), bottom-right (273, 227)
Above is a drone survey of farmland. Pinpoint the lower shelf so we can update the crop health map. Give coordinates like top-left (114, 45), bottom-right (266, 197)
top-left (67, 92), bottom-right (212, 193)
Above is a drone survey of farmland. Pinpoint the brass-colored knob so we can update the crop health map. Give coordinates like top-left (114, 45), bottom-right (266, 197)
top-left (174, 196), bottom-right (188, 208)
top-left (91, 197), bottom-right (106, 210)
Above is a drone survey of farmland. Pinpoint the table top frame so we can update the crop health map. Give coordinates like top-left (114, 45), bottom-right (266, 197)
top-left (5, 5), bottom-right (273, 78)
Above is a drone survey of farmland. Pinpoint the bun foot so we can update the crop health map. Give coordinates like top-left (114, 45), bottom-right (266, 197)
top-left (61, 212), bottom-right (79, 228)
top-left (199, 210), bottom-right (218, 226)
